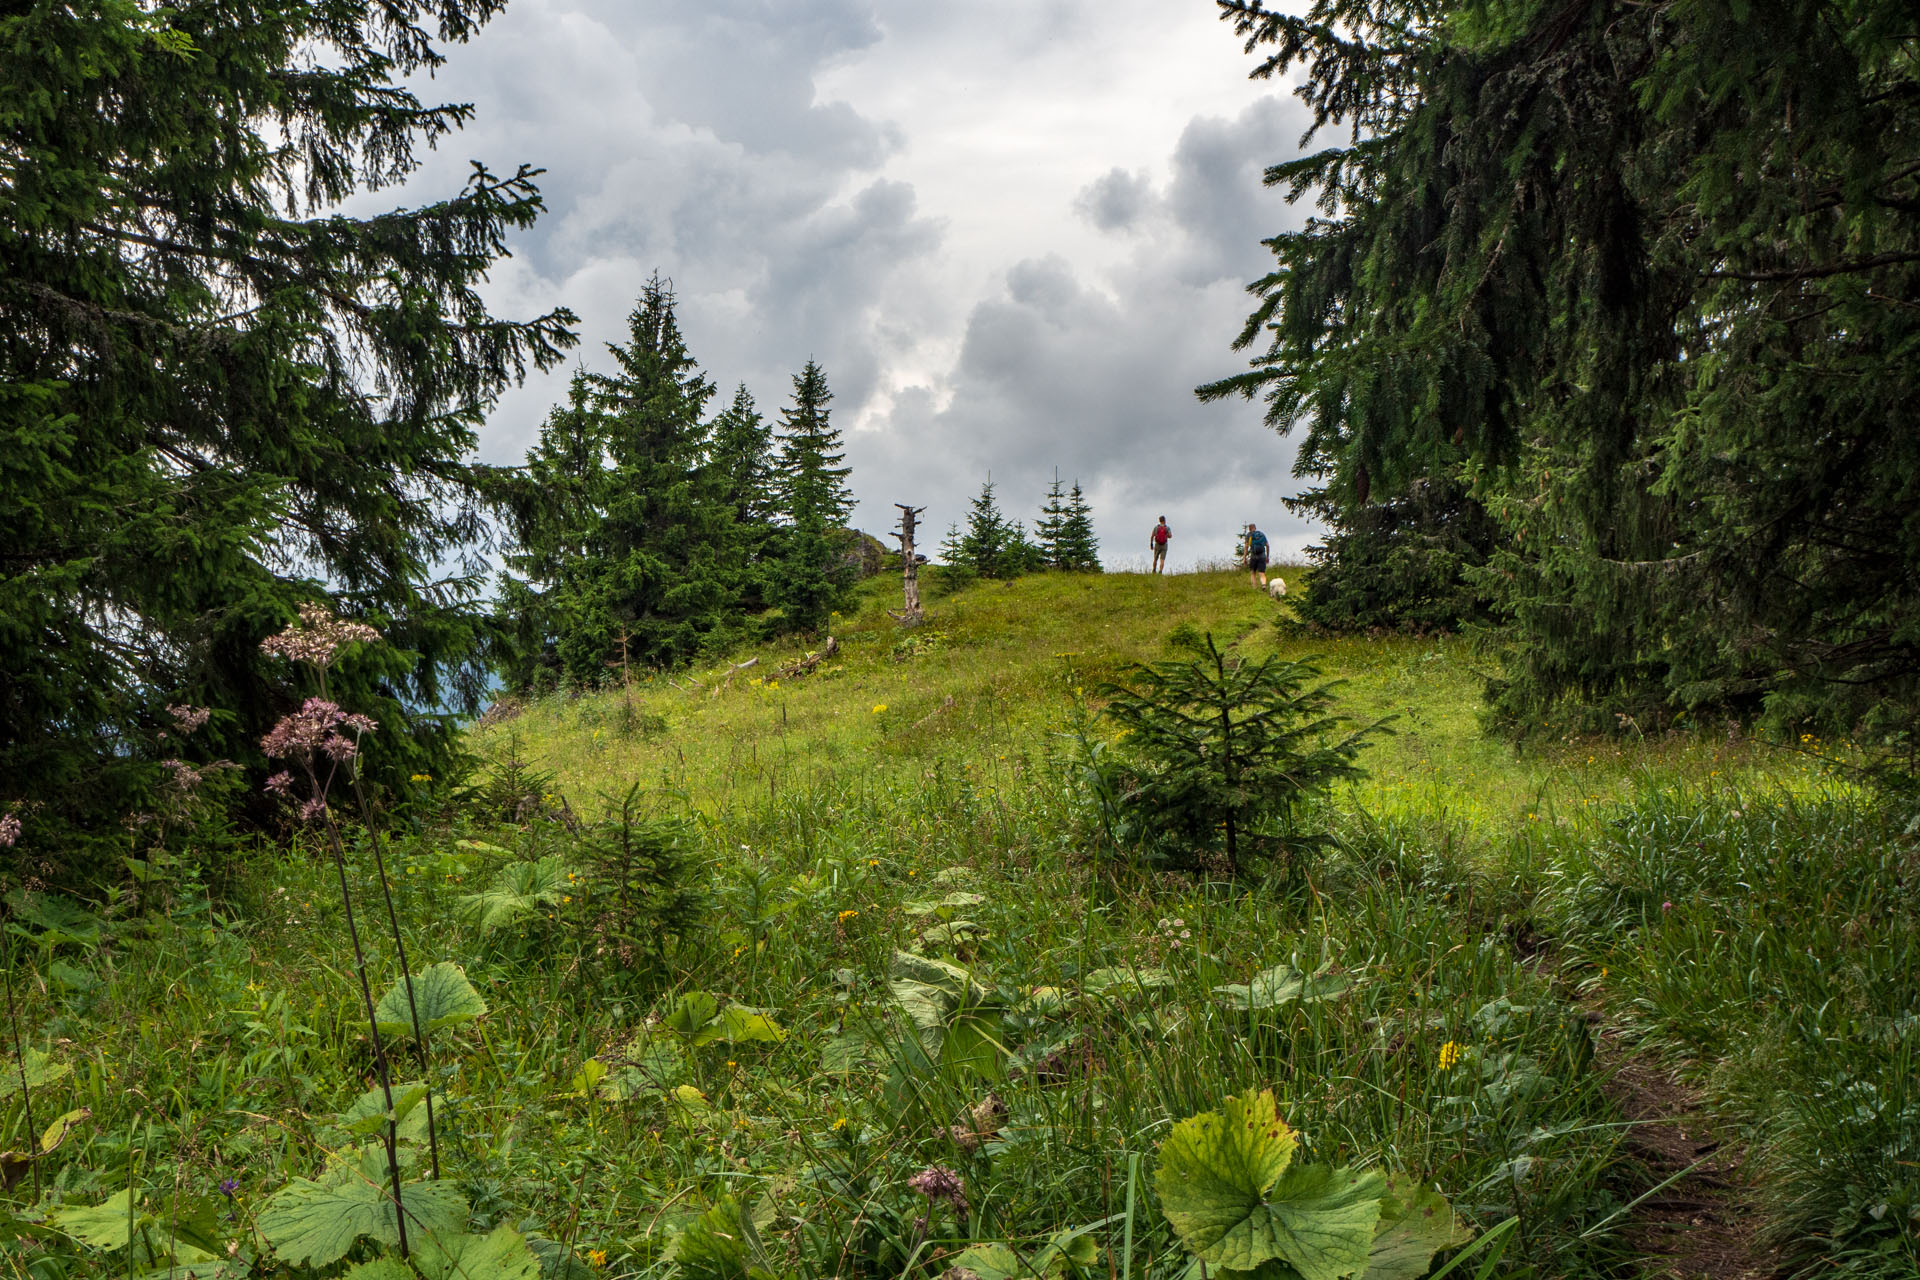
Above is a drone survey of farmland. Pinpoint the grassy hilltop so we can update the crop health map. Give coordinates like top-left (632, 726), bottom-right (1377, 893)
top-left (12, 569), bottom-right (1917, 1280)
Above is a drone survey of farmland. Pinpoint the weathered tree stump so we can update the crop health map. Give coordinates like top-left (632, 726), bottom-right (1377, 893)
top-left (889, 502), bottom-right (927, 625)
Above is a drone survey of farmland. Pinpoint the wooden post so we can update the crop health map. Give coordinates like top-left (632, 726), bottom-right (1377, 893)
top-left (890, 502), bottom-right (927, 624)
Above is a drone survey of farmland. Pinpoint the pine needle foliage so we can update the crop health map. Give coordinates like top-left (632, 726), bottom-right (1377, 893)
top-left (1036, 474), bottom-right (1103, 573)
top-left (0, 0), bottom-right (575, 864)
top-left (773, 360), bottom-right (855, 635)
top-left (496, 276), bottom-right (737, 685)
top-left (1203, 0), bottom-right (1920, 747)
top-left (1098, 628), bottom-right (1388, 878)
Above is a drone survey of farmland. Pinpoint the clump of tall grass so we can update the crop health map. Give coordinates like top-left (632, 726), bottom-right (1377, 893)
top-left (1532, 786), bottom-right (1920, 1276)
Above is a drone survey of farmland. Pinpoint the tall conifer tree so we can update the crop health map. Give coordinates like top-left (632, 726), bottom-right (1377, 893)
top-left (1205, 0), bottom-right (1920, 738)
top-left (0, 0), bottom-right (574, 860)
top-left (1036, 473), bottom-right (1072, 570)
top-left (498, 276), bottom-right (736, 681)
top-left (774, 360), bottom-right (853, 633)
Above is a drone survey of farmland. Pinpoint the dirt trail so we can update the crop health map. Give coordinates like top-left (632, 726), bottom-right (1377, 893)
top-left (1597, 1034), bottom-right (1786, 1280)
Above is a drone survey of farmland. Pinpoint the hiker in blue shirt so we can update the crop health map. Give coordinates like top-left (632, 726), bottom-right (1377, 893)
top-left (1245, 522), bottom-right (1270, 589)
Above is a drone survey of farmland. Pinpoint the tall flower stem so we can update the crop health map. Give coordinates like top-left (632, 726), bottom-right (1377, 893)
top-left (5, 955), bottom-right (40, 1200)
top-left (321, 814), bottom-right (410, 1257)
top-left (349, 773), bottom-right (441, 1180)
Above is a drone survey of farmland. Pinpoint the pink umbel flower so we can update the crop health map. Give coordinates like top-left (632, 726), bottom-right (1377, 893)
top-left (298, 797), bottom-right (329, 824)
top-left (0, 813), bottom-right (19, 848)
top-left (264, 771), bottom-right (295, 796)
top-left (907, 1167), bottom-right (969, 1215)
top-left (260, 602), bottom-right (381, 669)
top-left (261, 698), bottom-right (377, 762)
top-left (167, 704), bottom-right (212, 734)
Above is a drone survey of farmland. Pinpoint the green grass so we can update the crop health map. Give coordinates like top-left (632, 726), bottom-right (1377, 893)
top-left (5, 567), bottom-right (1909, 1280)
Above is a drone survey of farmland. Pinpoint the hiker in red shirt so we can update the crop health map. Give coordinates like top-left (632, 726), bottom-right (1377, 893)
top-left (1149, 516), bottom-right (1170, 574)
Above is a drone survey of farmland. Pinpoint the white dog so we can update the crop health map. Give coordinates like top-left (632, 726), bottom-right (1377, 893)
top-left (1267, 577), bottom-right (1288, 600)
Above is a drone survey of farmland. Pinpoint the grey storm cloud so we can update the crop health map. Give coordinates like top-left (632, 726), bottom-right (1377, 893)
top-left (385, 1), bottom-right (1326, 566)
top-left (860, 93), bottom-right (1320, 567)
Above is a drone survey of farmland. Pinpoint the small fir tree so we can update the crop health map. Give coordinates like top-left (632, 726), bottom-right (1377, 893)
top-left (1060, 482), bottom-right (1103, 572)
top-left (774, 360), bottom-right (854, 633)
top-left (959, 478), bottom-right (1020, 579)
top-left (1099, 629), bottom-right (1388, 879)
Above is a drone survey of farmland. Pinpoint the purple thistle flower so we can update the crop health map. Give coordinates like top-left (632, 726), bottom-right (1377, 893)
top-left (217, 1178), bottom-right (239, 1199)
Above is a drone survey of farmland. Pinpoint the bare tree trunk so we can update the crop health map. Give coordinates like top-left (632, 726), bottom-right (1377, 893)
top-left (890, 502), bottom-right (927, 624)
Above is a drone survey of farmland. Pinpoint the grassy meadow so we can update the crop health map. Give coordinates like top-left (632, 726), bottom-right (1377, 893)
top-left (7, 568), bottom-right (1916, 1279)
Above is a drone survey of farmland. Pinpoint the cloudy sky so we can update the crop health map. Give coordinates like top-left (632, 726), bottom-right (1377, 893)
top-left (403, 0), bottom-right (1321, 568)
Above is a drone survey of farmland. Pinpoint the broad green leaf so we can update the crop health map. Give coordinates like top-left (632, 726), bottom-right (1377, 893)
top-left (336, 1081), bottom-right (430, 1139)
top-left (889, 951), bottom-right (994, 1049)
top-left (49, 1188), bottom-right (147, 1250)
top-left (4, 891), bottom-right (104, 948)
top-left (49, 960), bottom-right (99, 992)
top-left (1157, 1090), bottom-right (1299, 1252)
top-left (905, 892), bottom-right (987, 917)
top-left (1364, 1176), bottom-right (1470, 1280)
top-left (692, 1005), bottom-right (787, 1047)
top-left (1158, 1091), bottom-right (1385, 1280)
top-left (376, 962), bottom-right (487, 1037)
top-left (40, 1107), bottom-right (89, 1153)
top-left (821, 1032), bottom-right (874, 1073)
top-left (1213, 966), bottom-right (1352, 1012)
top-left (457, 857), bottom-right (572, 932)
top-left (343, 1260), bottom-right (415, 1280)
top-left (671, 1084), bottom-right (711, 1115)
top-left (415, 1224), bottom-right (542, 1280)
top-left (258, 1148), bottom-right (467, 1268)
top-left (1035, 1225), bottom-right (1103, 1275)
top-left (1085, 967), bottom-right (1173, 998)
top-left (946, 1243), bottom-right (1024, 1280)
top-left (673, 1197), bottom-right (751, 1280)
top-left (0, 1046), bottom-right (71, 1097)
top-left (1252, 1163), bottom-right (1385, 1280)
top-left (568, 1058), bottom-right (610, 1097)
top-left (664, 991), bottom-right (722, 1038)
top-left (919, 921), bottom-right (989, 950)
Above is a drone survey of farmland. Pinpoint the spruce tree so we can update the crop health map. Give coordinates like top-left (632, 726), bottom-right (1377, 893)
top-left (0, 0), bottom-right (574, 863)
top-left (959, 479), bottom-right (1017, 579)
top-left (711, 384), bottom-right (778, 530)
top-left (496, 372), bottom-right (609, 690)
top-left (710, 384), bottom-right (779, 608)
top-left (1036, 473), bottom-right (1072, 570)
top-left (498, 276), bottom-right (736, 681)
top-left (774, 360), bottom-right (854, 634)
top-left (1060, 482), bottom-right (1103, 572)
top-left (1205, 0), bottom-right (1920, 740)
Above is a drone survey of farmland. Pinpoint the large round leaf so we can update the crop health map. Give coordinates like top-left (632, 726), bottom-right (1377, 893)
top-left (376, 962), bottom-right (487, 1038)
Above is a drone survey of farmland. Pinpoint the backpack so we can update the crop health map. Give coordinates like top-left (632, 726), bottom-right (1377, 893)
top-left (1248, 529), bottom-right (1268, 554)
top-left (1152, 524), bottom-right (1169, 546)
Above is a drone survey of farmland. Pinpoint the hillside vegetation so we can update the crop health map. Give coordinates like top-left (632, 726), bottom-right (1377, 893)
top-left (13, 570), bottom-right (1916, 1280)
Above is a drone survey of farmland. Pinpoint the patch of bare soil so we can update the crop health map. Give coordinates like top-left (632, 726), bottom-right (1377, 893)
top-left (1598, 1034), bottom-right (1787, 1280)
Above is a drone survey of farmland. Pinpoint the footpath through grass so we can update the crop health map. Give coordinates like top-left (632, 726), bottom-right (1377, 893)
top-left (6, 569), bottom-right (1915, 1279)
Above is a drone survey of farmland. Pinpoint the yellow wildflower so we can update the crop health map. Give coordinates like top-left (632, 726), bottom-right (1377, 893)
top-left (832, 1116), bottom-right (849, 1131)
top-left (587, 1249), bottom-right (608, 1269)
top-left (410, 773), bottom-right (433, 782)
top-left (838, 909), bottom-right (858, 922)
top-left (872, 703), bottom-right (887, 713)
top-left (1437, 1040), bottom-right (1463, 1071)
